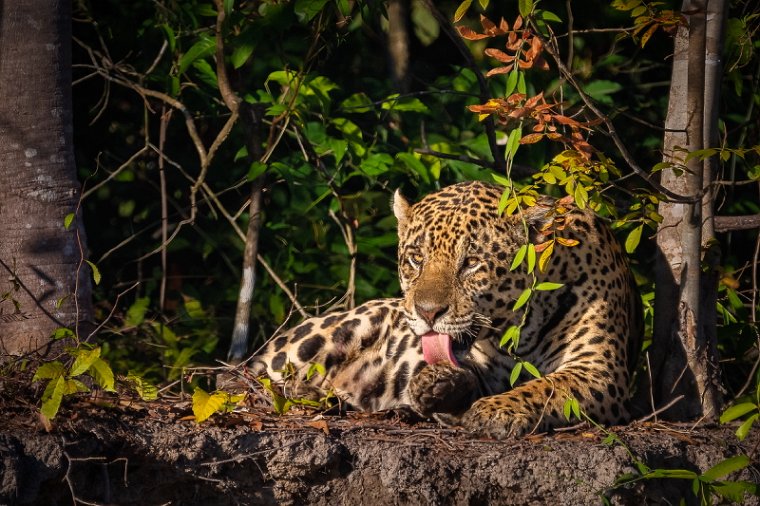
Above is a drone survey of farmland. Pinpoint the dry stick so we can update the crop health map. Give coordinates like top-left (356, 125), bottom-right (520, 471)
top-left (81, 147), bottom-right (149, 200)
top-left (158, 107), bottom-right (172, 312)
top-left (329, 209), bottom-right (357, 310)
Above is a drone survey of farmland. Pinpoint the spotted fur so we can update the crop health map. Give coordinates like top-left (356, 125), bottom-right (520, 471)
top-left (251, 181), bottom-right (641, 438)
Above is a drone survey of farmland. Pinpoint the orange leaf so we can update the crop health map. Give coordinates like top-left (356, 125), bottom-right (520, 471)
top-left (518, 59), bottom-right (534, 69)
top-left (553, 114), bottom-right (583, 127)
top-left (533, 239), bottom-right (553, 253)
top-left (305, 419), bottom-right (330, 435)
top-left (513, 15), bottom-right (523, 30)
top-left (520, 133), bottom-right (544, 144)
top-left (524, 92), bottom-right (544, 108)
top-left (457, 26), bottom-right (491, 40)
top-left (480, 15), bottom-right (505, 35)
top-left (484, 48), bottom-right (515, 62)
top-left (486, 65), bottom-right (513, 76)
top-left (556, 237), bottom-right (580, 247)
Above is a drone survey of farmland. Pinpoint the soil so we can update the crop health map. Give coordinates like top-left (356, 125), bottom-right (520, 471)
top-left (1, 382), bottom-right (759, 505)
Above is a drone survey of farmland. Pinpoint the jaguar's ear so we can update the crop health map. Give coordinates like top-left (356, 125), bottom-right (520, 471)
top-left (392, 189), bottom-right (411, 235)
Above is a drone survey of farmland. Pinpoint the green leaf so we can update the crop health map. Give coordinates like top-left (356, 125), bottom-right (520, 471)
top-left (563, 397), bottom-right (573, 420)
top-left (510, 245), bottom-right (527, 271)
top-left (294, 0), bottom-right (329, 22)
top-left (179, 36), bottom-right (215, 75)
top-left (518, 0), bottom-right (534, 17)
top-left (126, 297), bottom-right (150, 327)
top-left (645, 468), bottom-right (698, 480)
top-left (526, 243), bottom-right (536, 273)
top-left (505, 127), bottom-right (522, 161)
top-left (583, 80), bottom-right (623, 105)
top-left (522, 361), bottom-right (541, 378)
top-left (160, 24), bottom-right (176, 53)
top-left (126, 372), bottom-right (159, 401)
top-left (41, 376), bottom-right (66, 419)
top-left (536, 9), bottom-right (562, 23)
top-left (192, 387), bottom-right (228, 423)
top-left (500, 325), bottom-right (521, 348)
top-left (513, 288), bottom-right (532, 311)
top-left (381, 94), bottom-right (429, 113)
top-left (340, 93), bottom-right (374, 113)
top-left (64, 212), bottom-right (75, 230)
top-left (517, 71), bottom-right (526, 94)
top-left (700, 455), bottom-right (750, 482)
top-left (85, 260), bottom-right (101, 286)
top-left (184, 296), bottom-right (206, 319)
top-left (396, 152), bottom-right (430, 183)
top-left (89, 358), bottom-right (116, 392)
top-left (712, 480), bottom-right (759, 503)
top-left (736, 413), bottom-right (759, 441)
top-left (307, 362), bottom-right (326, 380)
top-left (535, 282), bottom-right (564, 291)
top-left (719, 402), bottom-right (757, 423)
top-left (51, 327), bottom-right (75, 340)
top-left (453, 0), bottom-right (472, 22)
top-left (625, 224), bottom-right (644, 254)
top-left (509, 362), bottom-right (522, 386)
top-left (571, 398), bottom-right (581, 419)
top-left (360, 153), bottom-right (394, 177)
top-left (247, 161), bottom-right (267, 181)
top-left (70, 347), bottom-right (102, 377)
top-left (231, 43), bottom-right (255, 69)
top-left (506, 69), bottom-right (519, 96)
top-left (33, 361), bottom-right (66, 382)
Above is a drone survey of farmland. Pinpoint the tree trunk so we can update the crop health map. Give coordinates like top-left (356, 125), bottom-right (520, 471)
top-left (651, 0), bottom-right (723, 420)
top-left (0, 0), bottom-right (92, 356)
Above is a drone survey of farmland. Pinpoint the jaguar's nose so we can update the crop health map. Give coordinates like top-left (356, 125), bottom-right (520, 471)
top-left (415, 302), bottom-right (449, 326)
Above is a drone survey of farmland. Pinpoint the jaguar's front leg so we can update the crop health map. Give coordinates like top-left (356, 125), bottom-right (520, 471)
top-left (408, 363), bottom-right (480, 421)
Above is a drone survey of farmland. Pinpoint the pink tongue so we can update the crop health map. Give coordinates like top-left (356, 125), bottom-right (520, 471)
top-left (421, 332), bottom-right (459, 367)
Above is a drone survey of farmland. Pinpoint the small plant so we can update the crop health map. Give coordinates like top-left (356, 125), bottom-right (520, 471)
top-left (191, 387), bottom-right (245, 423)
top-left (720, 380), bottom-right (760, 441)
top-left (32, 330), bottom-right (116, 420)
top-left (32, 327), bottom-right (158, 420)
top-left (562, 398), bottom-right (759, 504)
top-left (256, 361), bottom-right (335, 415)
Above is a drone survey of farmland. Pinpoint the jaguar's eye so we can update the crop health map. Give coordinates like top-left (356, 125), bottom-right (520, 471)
top-left (408, 252), bottom-right (424, 268)
top-left (462, 256), bottom-right (480, 271)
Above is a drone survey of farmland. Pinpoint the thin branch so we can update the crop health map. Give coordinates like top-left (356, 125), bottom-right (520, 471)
top-left (81, 147), bottom-right (149, 200)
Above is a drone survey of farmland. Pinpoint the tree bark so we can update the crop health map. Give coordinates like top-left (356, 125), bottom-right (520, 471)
top-left (651, 0), bottom-right (723, 421)
top-left (0, 0), bottom-right (92, 356)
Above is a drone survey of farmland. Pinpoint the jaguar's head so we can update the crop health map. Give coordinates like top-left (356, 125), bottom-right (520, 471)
top-left (393, 181), bottom-right (549, 349)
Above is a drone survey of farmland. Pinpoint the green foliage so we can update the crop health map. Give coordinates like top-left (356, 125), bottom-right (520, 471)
top-left (68, 0), bottom-right (760, 433)
top-left (566, 399), bottom-right (759, 504)
top-left (720, 380), bottom-right (760, 441)
top-left (31, 328), bottom-right (159, 419)
top-left (32, 336), bottom-right (115, 419)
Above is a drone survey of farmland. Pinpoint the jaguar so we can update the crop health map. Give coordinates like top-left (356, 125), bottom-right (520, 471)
top-left (250, 180), bottom-right (641, 438)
